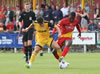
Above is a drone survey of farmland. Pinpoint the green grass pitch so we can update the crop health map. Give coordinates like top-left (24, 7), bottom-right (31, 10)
top-left (0, 52), bottom-right (100, 74)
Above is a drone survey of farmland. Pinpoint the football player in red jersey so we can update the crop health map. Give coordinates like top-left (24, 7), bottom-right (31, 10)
top-left (54, 12), bottom-right (81, 63)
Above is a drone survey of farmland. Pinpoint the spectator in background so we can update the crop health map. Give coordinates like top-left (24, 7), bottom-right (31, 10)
top-left (75, 6), bottom-right (82, 26)
top-left (41, 4), bottom-right (45, 11)
top-left (30, 2), bottom-right (33, 11)
top-left (39, 5), bottom-right (45, 17)
top-left (94, 3), bottom-right (100, 26)
top-left (70, 3), bottom-right (76, 13)
top-left (88, 19), bottom-right (98, 32)
top-left (34, 4), bottom-right (39, 17)
top-left (50, 4), bottom-right (56, 21)
top-left (75, 6), bottom-right (82, 13)
top-left (50, 4), bottom-right (55, 12)
top-left (78, 9), bottom-right (89, 32)
top-left (53, 5), bottom-right (63, 24)
top-left (6, 21), bottom-right (14, 32)
top-left (40, 4), bottom-right (45, 16)
top-left (61, 3), bottom-right (70, 18)
top-left (43, 5), bottom-right (52, 21)
top-left (0, 22), bottom-right (4, 31)
top-left (5, 7), bottom-right (14, 26)
top-left (84, 2), bottom-right (90, 13)
top-left (15, 6), bottom-right (21, 31)
top-left (0, 5), bottom-right (6, 24)
top-left (0, 5), bottom-right (6, 13)
top-left (34, 4), bottom-right (44, 18)
top-left (0, 12), bottom-right (5, 23)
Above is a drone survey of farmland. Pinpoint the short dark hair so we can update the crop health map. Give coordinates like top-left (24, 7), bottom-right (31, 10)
top-left (70, 12), bottom-right (76, 17)
top-left (37, 17), bottom-right (44, 24)
top-left (41, 4), bottom-right (45, 9)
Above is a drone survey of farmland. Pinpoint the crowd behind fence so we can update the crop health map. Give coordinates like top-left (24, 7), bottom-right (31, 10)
top-left (0, 2), bottom-right (100, 32)
top-left (0, 2), bottom-right (100, 52)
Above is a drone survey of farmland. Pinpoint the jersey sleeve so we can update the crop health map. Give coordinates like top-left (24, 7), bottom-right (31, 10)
top-left (19, 12), bottom-right (23, 22)
top-left (58, 19), bottom-right (65, 26)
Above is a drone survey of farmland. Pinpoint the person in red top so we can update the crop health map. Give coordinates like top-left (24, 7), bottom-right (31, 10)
top-left (0, 5), bottom-right (6, 19)
top-left (0, 22), bottom-right (4, 31)
top-left (6, 21), bottom-right (14, 32)
top-left (54, 12), bottom-right (81, 63)
top-left (75, 6), bottom-right (82, 25)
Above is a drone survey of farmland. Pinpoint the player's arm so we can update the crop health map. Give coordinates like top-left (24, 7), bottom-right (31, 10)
top-left (55, 19), bottom-right (64, 37)
top-left (55, 24), bottom-right (62, 37)
top-left (76, 24), bottom-right (81, 38)
top-left (16, 28), bottom-right (22, 40)
top-left (17, 33), bottom-right (20, 40)
top-left (52, 27), bottom-right (57, 35)
top-left (25, 23), bottom-right (34, 32)
top-left (19, 12), bottom-right (25, 32)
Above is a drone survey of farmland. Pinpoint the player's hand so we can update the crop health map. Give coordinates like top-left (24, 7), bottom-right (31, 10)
top-left (22, 28), bottom-right (28, 32)
top-left (25, 28), bottom-right (29, 32)
top-left (58, 33), bottom-right (61, 37)
top-left (22, 28), bottom-right (25, 32)
top-left (77, 33), bottom-right (81, 38)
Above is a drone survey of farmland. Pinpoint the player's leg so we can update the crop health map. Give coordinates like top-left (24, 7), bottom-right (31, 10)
top-left (27, 30), bottom-right (34, 60)
top-left (50, 40), bottom-right (62, 62)
top-left (51, 48), bottom-right (59, 60)
top-left (46, 38), bottom-right (61, 61)
top-left (40, 50), bottom-right (43, 56)
top-left (27, 40), bottom-right (32, 60)
top-left (58, 40), bottom-right (72, 67)
top-left (51, 39), bottom-right (69, 68)
top-left (61, 40), bottom-right (72, 57)
top-left (30, 45), bottom-right (41, 63)
top-left (23, 41), bottom-right (28, 63)
top-left (23, 46), bottom-right (26, 58)
top-left (26, 45), bottom-right (41, 68)
top-left (23, 32), bottom-right (29, 63)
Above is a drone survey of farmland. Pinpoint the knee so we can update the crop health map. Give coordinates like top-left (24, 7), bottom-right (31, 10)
top-left (65, 40), bottom-right (72, 47)
top-left (34, 50), bottom-right (39, 54)
top-left (28, 40), bottom-right (32, 46)
top-left (28, 42), bottom-right (32, 46)
top-left (55, 46), bottom-right (61, 49)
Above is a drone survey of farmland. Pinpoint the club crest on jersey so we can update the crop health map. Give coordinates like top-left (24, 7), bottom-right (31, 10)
top-left (43, 26), bottom-right (45, 29)
top-left (24, 14), bottom-right (26, 16)
top-left (29, 17), bottom-right (32, 20)
top-left (70, 23), bottom-right (73, 25)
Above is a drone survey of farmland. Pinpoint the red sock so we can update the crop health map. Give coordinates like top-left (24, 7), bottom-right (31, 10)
top-left (62, 46), bottom-right (69, 57)
top-left (23, 46), bottom-right (25, 54)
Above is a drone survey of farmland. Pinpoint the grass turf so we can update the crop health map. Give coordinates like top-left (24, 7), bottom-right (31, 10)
top-left (0, 52), bottom-right (100, 74)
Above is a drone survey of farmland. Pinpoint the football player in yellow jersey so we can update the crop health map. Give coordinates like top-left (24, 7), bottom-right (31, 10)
top-left (24, 17), bottom-right (65, 68)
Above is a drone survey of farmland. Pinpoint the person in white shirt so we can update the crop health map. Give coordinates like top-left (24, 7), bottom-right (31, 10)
top-left (61, 3), bottom-right (70, 18)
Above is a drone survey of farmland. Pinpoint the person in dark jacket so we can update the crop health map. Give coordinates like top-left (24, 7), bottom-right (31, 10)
top-left (88, 19), bottom-right (98, 32)
top-left (5, 7), bottom-right (14, 26)
top-left (53, 5), bottom-right (63, 24)
top-left (43, 5), bottom-right (52, 21)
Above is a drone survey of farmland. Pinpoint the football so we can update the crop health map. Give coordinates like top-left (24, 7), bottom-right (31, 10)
top-left (59, 62), bottom-right (68, 69)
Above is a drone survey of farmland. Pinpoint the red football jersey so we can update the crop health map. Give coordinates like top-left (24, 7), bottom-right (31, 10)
top-left (59, 17), bottom-right (78, 35)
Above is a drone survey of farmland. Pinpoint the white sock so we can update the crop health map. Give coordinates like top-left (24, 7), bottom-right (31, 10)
top-left (29, 62), bottom-right (32, 67)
